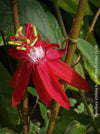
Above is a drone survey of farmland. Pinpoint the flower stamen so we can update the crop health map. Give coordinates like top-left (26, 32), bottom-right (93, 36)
top-left (9, 41), bottom-right (22, 46)
top-left (15, 26), bottom-right (23, 36)
top-left (33, 25), bottom-right (37, 37)
top-left (27, 39), bottom-right (31, 44)
top-left (17, 46), bottom-right (27, 50)
top-left (30, 37), bottom-right (38, 47)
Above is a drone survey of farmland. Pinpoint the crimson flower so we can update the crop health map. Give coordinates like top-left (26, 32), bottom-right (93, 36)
top-left (8, 23), bottom-right (90, 109)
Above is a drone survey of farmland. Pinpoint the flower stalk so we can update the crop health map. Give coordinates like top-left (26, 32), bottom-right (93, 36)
top-left (47, 0), bottom-right (88, 134)
top-left (10, 0), bottom-right (29, 133)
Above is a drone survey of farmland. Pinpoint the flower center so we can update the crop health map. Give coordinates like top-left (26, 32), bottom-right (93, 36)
top-left (27, 46), bottom-right (45, 63)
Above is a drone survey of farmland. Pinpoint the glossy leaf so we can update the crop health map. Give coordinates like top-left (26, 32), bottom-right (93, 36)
top-left (57, 0), bottom-right (92, 15)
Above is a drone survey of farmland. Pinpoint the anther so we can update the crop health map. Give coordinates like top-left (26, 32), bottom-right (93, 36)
top-left (17, 46), bottom-right (27, 50)
top-left (8, 41), bottom-right (21, 46)
top-left (15, 26), bottom-right (23, 36)
top-left (33, 25), bottom-right (37, 37)
top-left (30, 37), bottom-right (38, 47)
top-left (27, 39), bottom-right (31, 44)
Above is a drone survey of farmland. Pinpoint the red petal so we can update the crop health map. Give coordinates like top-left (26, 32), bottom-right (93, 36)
top-left (44, 42), bottom-right (60, 48)
top-left (12, 61), bottom-right (32, 107)
top-left (46, 47), bottom-right (66, 60)
top-left (32, 66), bottom-right (51, 107)
top-left (9, 62), bottom-right (23, 86)
top-left (48, 60), bottom-right (90, 91)
top-left (8, 47), bottom-right (28, 60)
top-left (25, 23), bottom-right (33, 39)
top-left (37, 61), bottom-right (70, 109)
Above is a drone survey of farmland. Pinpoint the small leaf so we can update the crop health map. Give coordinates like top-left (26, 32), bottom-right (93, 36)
top-left (27, 87), bottom-right (39, 97)
top-left (69, 98), bottom-right (77, 107)
top-left (39, 102), bottom-right (48, 123)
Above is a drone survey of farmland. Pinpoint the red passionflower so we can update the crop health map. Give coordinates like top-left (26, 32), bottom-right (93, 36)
top-left (8, 23), bottom-right (90, 109)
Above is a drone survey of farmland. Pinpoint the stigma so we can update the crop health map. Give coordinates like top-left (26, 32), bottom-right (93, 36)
top-left (27, 46), bottom-right (45, 63)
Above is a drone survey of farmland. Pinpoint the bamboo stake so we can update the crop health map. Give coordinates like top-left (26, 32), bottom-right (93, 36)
top-left (10, 0), bottom-right (20, 32)
top-left (47, 0), bottom-right (87, 134)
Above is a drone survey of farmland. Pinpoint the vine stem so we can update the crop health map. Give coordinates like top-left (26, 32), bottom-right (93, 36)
top-left (85, 8), bottom-right (100, 40)
top-left (47, 0), bottom-right (88, 134)
top-left (52, 0), bottom-right (67, 38)
top-left (10, 0), bottom-right (29, 134)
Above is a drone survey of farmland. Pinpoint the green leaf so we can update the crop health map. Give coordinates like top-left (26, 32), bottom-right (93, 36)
top-left (64, 121), bottom-right (86, 134)
top-left (0, 62), bottom-right (21, 131)
top-left (0, 0), bottom-right (64, 45)
top-left (39, 102), bottom-right (48, 123)
top-left (57, 0), bottom-right (92, 16)
top-left (64, 120), bottom-right (78, 134)
top-left (54, 109), bottom-right (91, 134)
top-left (69, 98), bottom-right (77, 107)
top-left (77, 39), bottom-right (100, 83)
top-left (89, 0), bottom-right (100, 8)
top-left (27, 87), bottom-right (39, 98)
top-left (83, 57), bottom-right (100, 85)
top-left (71, 124), bottom-right (86, 134)
top-left (77, 39), bottom-right (95, 67)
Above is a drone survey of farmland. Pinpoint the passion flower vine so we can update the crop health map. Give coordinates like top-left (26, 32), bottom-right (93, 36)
top-left (8, 23), bottom-right (90, 109)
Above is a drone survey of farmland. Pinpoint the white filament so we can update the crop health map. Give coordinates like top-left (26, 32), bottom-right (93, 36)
top-left (27, 46), bottom-right (45, 63)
